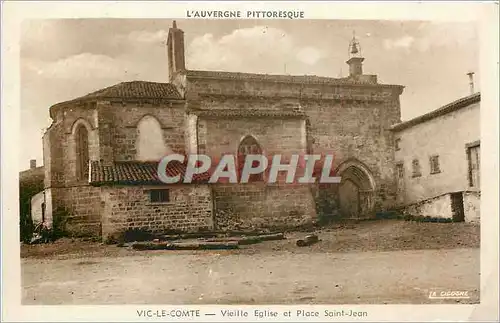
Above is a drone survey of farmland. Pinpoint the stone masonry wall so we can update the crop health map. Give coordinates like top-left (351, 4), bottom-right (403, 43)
top-left (43, 123), bottom-right (61, 189)
top-left (50, 185), bottom-right (102, 237)
top-left (101, 101), bottom-right (186, 161)
top-left (198, 115), bottom-right (306, 158)
top-left (44, 100), bottom-right (188, 238)
top-left (212, 183), bottom-right (316, 231)
top-left (304, 98), bottom-right (401, 211)
top-left (100, 184), bottom-right (213, 241)
top-left (43, 104), bottom-right (102, 237)
top-left (45, 104), bottom-right (100, 187)
top-left (185, 74), bottom-right (403, 212)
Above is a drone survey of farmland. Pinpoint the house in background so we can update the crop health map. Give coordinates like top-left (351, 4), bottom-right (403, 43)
top-left (19, 159), bottom-right (45, 241)
top-left (391, 77), bottom-right (480, 222)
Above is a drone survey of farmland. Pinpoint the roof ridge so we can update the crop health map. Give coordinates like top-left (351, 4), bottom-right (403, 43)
top-left (118, 80), bottom-right (169, 84)
top-left (50, 80), bottom-right (182, 109)
top-left (185, 69), bottom-right (402, 88)
top-left (391, 92), bottom-right (480, 131)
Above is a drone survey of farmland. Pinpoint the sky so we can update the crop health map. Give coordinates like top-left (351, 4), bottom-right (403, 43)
top-left (20, 19), bottom-right (479, 171)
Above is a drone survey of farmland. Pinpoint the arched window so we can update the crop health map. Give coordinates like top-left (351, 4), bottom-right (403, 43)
top-left (136, 115), bottom-right (170, 161)
top-left (75, 125), bottom-right (89, 181)
top-left (237, 135), bottom-right (264, 182)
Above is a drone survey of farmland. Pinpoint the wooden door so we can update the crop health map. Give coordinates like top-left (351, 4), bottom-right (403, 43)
top-left (339, 179), bottom-right (360, 218)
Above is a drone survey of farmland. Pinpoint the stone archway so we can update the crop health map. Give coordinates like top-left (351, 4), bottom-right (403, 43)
top-left (336, 159), bottom-right (375, 219)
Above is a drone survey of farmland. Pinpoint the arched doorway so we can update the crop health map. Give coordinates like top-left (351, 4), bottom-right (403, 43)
top-left (336, 159), bottom-right (375, 219)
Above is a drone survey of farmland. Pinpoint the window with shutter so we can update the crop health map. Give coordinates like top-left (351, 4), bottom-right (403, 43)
top-left (467, 144), bottom-right (480, 188)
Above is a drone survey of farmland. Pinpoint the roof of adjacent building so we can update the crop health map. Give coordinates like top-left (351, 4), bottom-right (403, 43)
top-left (89, 160), bottom-right (211, 186)
top-left (390, 92), bottom-right (481, 132)
top-left (19, 166), bottom-right (45, 184)
top-left (51, 81), bottom-right (182, 108)
top-left (19, 166), bottom-right (45, 194)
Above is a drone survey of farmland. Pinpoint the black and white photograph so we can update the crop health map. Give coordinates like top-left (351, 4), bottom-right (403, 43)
top-left (2, 2), bottom-right (499, 322)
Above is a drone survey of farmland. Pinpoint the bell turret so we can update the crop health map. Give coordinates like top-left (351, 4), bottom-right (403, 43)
top-left (350, 41), bottom-right (359, 56)
top-left (346, 32), bottom-right (364, 78)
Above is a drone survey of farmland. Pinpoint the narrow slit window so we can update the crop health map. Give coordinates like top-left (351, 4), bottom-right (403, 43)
top-left (75, 125), bottom-right (90, 181)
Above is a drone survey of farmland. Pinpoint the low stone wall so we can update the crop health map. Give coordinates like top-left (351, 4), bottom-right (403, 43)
top-left (463, 191), bottom-right (480, 223)
top-left (212, 183), bottom-right (317, 231)
top-left (403, 193), bottom-right (453, 219)
top-left (402, 190), bottom-right (480, 223)
top-left (100, 184), bottom-right (214, 241)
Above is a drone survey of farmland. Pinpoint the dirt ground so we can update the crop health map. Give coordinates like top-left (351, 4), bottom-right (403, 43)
top-left (21, 220), bottom-right (480, 305)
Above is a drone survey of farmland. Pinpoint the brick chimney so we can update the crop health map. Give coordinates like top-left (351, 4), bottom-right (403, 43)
top-left (467, 72), bottom-right (475, 95)
top-left (167, 20), bottom-right (186, 82)
top-left (30, 159), bottom-right (36, 169)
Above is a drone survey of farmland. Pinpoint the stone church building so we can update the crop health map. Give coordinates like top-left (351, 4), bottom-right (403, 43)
top-left (39, 21), bottom-right (405, 240)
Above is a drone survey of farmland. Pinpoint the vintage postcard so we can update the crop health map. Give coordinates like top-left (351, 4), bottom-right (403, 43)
top-left (2, 1), bottom-right (499, 322)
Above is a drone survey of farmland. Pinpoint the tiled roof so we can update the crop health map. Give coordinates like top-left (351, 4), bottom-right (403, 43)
top-left (390, 92), bottom-right (480, 132)
top-left (80, 81), bottom-right (182, 100)
top-left (51, 81), bottom-right (182, 108)
top-left (89, 160), bottom-right (210, 186)
top-left (19, 166), bottom-right (45, 182)
top-left (19, 166), bottom-right (45, 191)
